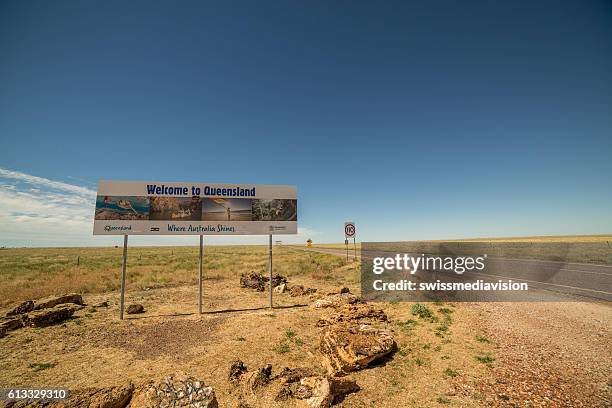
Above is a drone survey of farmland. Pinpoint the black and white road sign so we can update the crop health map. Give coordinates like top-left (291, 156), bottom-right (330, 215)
top-left (344, 222), bottom-right (356, 238)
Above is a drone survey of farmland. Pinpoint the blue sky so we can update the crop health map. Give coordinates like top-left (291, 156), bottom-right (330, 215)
top-left (1, 0), bottom-right (611, 247)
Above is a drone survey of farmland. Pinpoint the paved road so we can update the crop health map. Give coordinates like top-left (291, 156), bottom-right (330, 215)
top-left (287, 246), bottom-right (612, 302)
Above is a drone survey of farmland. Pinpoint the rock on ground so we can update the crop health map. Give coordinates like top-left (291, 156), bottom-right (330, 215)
top-left (294, 376), bottom-right (359, 408)
top-left (273, 283), bottom-right (287, 294)
top-left (227, 362), bottom-right (358, 407)
top-left (274, 367), bottom-right (320, 402)
top-left (28, 305), bottom-right (78, 328)
top-left (311, 293), bottom-right (361, 309)
top-left (240, 272), bottom-right (287, 292)
top-left (129, 376), bottom-right (218, 408)
top-left (6, 300), bottom-right (35, 316)
top-left (317, 303), bottom-right (387, 327)
top-left (320, 325), bottom-right (395, 375)
top-left (33, 293), bottom-right (84, 310)
top-left (0, 316), bottom-right (27, 332)
top-left (126, 304), bottom-right (145, 314)
top-left (229, 360), bottom-right (248, 384)
top-left (246, 364), bottom-right (273, 391)
top-left (64, 382), bottom-right (134, 408)
top-left (289, 285), bottom-right (317, 297)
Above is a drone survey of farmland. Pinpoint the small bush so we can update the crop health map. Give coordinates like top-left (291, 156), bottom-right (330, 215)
top-left (437, 396), bottom-right (451, 404)
top-left (414, 357), bottom-right (429, 366)
top-left (435, 325), bottom-right (449, 337)
top-left (443, 368), bottom-right (458, 377)
top-left (272, 342), bottom-right (290, 354)
top-left (476, 355), bottom-right (495, 364)
top-left (396, 319), bottom-right (418, 331)
top-left (29, 362), bottom-right (55, 372)
top-left (411, 303), bottom-right (433, 320)
top-left (476, 335), bottom-right (491, 343)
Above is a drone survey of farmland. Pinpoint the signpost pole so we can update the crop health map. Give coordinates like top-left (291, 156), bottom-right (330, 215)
top-left (198, 235), bottom-right (203, 314)
top-left (353, 237), bottom-right (357, 261)
top-left (120, 234), bottom-right (128, 320)
top-left (346, 239), bottom-right (349, 261)
top-left (268, 234), bottom-right (273, 309)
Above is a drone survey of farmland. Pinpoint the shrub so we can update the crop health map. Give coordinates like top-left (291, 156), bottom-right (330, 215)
top-left (411, 303), bottom-right (433, 320)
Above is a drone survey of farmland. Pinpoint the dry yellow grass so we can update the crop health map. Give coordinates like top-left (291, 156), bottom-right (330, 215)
top-left (0, 245), bottom-right (349, 307)
top-left (0, 270), bottom-right (491, 407)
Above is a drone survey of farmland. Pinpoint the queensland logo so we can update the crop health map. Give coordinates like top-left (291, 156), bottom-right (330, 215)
top-left (104, 225), bottom-right (132, 232)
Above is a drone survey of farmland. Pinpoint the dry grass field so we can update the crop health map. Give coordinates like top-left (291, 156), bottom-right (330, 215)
top-left (317, 235), bottom-right (612, 265)
top-left (0, 242), bottom-right (610, 407)
top-left (0, 245), bottom-right (348, 308)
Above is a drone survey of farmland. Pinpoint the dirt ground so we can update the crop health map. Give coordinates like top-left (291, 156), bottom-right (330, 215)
top-left (0, 266), bottom-right (610, 407)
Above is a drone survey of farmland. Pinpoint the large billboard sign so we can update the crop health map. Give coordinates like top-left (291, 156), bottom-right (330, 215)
top-left (93, 181), bottom-right (297, 235)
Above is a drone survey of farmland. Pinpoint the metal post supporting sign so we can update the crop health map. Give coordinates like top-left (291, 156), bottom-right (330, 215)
top-left (119, 235), bottom-right (128, 320)
top-left (198, 235), bottom-right (203, 314)
top-left (345, 239), bottom-right (349, 261)
top-left (269, 234), bottom-right (273, 309)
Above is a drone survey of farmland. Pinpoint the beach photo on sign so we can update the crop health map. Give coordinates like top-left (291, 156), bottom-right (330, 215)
top-left (149, 196), bottom-right (202, 221)
top-left (94, 196), bottom-right (149, 220)
top-left (252, 199), bottom-right (297, 221)
top-left (202, 198), bottom-right (252, 221)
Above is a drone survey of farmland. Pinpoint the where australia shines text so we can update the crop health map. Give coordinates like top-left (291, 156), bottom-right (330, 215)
top-left (146, 184), bottom-right (256, 197)
top-left (168, 224), bottom-right (235, 233)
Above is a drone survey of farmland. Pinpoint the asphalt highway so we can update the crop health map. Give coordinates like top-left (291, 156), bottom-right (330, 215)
top-left (288, 246), bottom-right (612, 302)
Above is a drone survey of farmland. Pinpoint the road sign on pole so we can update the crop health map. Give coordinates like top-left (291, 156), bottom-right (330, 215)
top-left (344, 222), bottom-right (356, 238)
top-left (344, 222), bottom-right (356, 261)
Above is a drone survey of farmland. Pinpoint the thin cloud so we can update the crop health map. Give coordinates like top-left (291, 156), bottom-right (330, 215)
top-left (0, 167), bottom-right (316, 247)
top-left (0, 168), bottom-right (96, 197)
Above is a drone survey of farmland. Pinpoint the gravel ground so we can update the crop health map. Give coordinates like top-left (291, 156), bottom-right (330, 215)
top-left (468, 301), bottom-right (611, 407)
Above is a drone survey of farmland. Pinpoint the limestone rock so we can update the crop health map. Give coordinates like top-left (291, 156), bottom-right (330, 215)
top-left (312, 293), bottom-right (361, 309)
top-left (130, 375), bottom-right (218, 408)
top-left (28, 305), bottom-right (77, 327)
top-left (277, 367), bottom-right (319, 384)
top-left (6, 300), bottom-right (35, 316)
top-left (64, 382), bottom-right (134, 408)
top-left (317, 303), bottom-right (387, 327)
top-left (295, 376), bottom-right (359, 408)
top-left (0, 316), bottom-right (27, 332)
top-left (229, 360), bottom-right (248, 384)
top-left (126, 304), bottom-right (145, 314)
top-left (274, 367), bottom-right (320, 401)
top-left (240, 272), bottom-right (266, 291)
top-left (290, 285), bottom-right (317, 297)
top-left (270, 273), bottom-right (287, 288)
top-left (33, 293), bottom-right (84, 310)
top-left (320, 325), bottom-right (395, 375)
top-left (240, 272), bottom-right (287, 292)
top-left (246, 364), bottom-right (273, 391)
top-left (274, 283), bottom-right (287, 294)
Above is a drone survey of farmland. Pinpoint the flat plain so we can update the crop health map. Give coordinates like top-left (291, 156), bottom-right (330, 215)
top-left (0, 240), bottom-right (610, 407)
